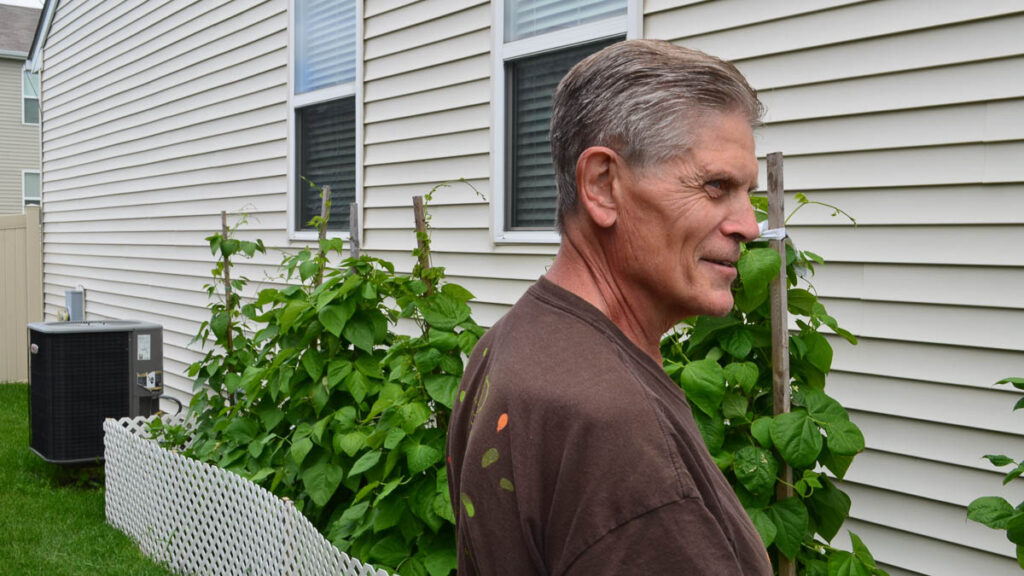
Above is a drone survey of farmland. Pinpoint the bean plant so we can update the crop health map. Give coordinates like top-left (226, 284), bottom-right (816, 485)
top-left (153, 188), bottom-right (481, 575)
top-left (661, 194), bottom-right (887, 575)
top-left (967, 377), bottom-right (1024, 570)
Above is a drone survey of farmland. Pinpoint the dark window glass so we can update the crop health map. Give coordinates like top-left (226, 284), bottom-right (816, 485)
top-left (296, 96), bottom-right (356, 231)
top-left (507, 37), bottom-right (619, 229)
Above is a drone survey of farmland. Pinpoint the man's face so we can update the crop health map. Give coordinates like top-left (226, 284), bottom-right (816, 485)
top-left (609, 111), bottom-right (761, 321)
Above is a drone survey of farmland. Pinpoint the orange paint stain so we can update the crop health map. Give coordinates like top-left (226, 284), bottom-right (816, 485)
top-left (497, 413), bottom-right (508, 432)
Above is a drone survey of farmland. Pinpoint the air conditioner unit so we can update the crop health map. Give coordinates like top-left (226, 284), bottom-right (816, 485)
top-left (28, 320), bottom-right (163, 464)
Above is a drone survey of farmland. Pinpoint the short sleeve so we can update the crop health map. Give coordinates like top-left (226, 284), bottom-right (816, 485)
top-left (561, 498), bottom-right (767, 576)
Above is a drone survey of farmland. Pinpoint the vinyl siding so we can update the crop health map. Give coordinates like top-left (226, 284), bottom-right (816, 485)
top-left (646, 1), bottom-right (1024, 573)
top-left (0, 58), bottom-right (39, 214)
top-left (40, 0), bottom-right (293, 402)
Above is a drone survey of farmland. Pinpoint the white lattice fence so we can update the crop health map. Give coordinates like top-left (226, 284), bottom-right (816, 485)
top-left (104, 416), bottom-right (391, 576)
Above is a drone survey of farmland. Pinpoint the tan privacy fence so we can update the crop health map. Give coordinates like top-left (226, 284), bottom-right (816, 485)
top-left (0, 205), bottom-right (42, 382)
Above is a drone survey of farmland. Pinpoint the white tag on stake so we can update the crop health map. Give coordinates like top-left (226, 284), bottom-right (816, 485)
top-left (757, 220), bottom-right (787, 241)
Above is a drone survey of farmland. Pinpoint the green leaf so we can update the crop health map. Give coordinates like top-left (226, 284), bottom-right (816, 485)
top-left (428, 329), bottom-right (459, 353)
top-left (302, 459), bottom-right (345, 507)
top-left (340, 500), bottom-right (370, 524)
top-left (302, 348), bottom-right (326, 382)
top-left (771, 409), bottom-right (823, 469)
top-left (372, 495), bottom-right (405, 533)
top-left (849, 531), bottom-right (876, 566)
top-left (808, 476), bottom-right (851, 542)
top-left (968, 496), bottom-right (1016, 529)
top-left (291, 436), bottom-right (314, 466)
top-left (441, 282), bottom-right (475, 302)
top-left (424, 546), bottom-right (458, 576)
top-left (225, 418), bottom-right (258, 444)
top-left (328, 359), bottom-right (353, 390)
top-left (996, 377), bottom-right (1024, 390)
top-left (826, 419), bottom-right (865, 456)
top-left (1005, 462), bottom-right (1024, 485)
top-left (692, 408), bottom-right (725, 454)
top-left (803, 389), bottom-right (849, 428)
top-left (368, 534), bottom-right (407, 567)
top-left (724, 362), bottom-right (759, 395)
top-left (420, 293), bottom-right (471, 330)
top-left (722, 392), bottom-right (748, 420)
top-left (414, 348), bottom-right (443, 373)
top-left (679, 359), bottom-right (727, 417)
top-left (820, 445), bottom-right (854, 480)
top-left (801, 331), bottom-right (834, 373)
top-left (721, 327), bottom-right (754, 359)
top-left (736, 248), bottom-right (781, 312)
top-left (210, 311), bottom-right (229, 340)
top-left (984, 454), bottom-right (1016, 467)
top-left (343, 314), bottom-right (376, 353)
top-left (788, 288), bottom-right (817, 316)
top-left (279, 300), bottom-right (308, 333)
top-left (299, 259), bottom-right (318, 282)
top-left (318, 301), bottom-right (356, 337)
top-left (827, 550), bottom-right (871, 576)
top-left (384, 427), bottom-right (406, 450)
top-left (346, 371), bottom-right (370, 404)
top-left (424, 374), bottom-right (458, 410)
top-left (747, 508), bottom-right (777, 547)
top-left (769, 497), bottom-right (808, 560)
top-left (348, 450), bottom-right (382, 478)
top-left (334, 431), bottom-right (367, 458)
top-left (406, 442), bottom-right (443, 474)
top-left (732, 446), bottom-right (779, 496)
top-left (750, 417), bottom-right (773, 449)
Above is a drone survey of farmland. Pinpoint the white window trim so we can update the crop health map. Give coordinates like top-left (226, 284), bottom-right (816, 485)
top-left (22, 68), bottom-right (39, 126)
top-left (287, 0), bottom-right (364, 243)
top-left (22, 170), bottom-right (41, 206)
top-left (490, 1), bottom-right (643, 245)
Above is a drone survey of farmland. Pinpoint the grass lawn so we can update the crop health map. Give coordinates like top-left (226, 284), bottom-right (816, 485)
top-left (0, 383), bottom-right (176, 576)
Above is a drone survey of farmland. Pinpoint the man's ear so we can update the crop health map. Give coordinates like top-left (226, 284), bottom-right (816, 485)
top-left (575, 146), bottom-right (622, 229)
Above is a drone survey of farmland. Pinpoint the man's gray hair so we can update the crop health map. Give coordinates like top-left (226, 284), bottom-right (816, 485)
top-left (549, 39), bottom-right (764, 230)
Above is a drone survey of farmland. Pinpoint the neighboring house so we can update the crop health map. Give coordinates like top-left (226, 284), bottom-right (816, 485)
top-left (26, 0), bottom-right (1024, 574)
top-left (0, 4), bottom-right (41, 214)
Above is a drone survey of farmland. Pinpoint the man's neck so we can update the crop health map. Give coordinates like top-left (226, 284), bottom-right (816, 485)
top-left (545, 232), bottom-right (667, 363)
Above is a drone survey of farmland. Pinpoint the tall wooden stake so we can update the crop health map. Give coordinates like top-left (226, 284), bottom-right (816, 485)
top-left (412, 196), bottom-right (432, 293)
top-left (348, 201), bottom-right (361, 259)
top-left (768, 152), bottom-right (795, 576)
top-left (313, 185), bottom-right (330, 288)
top-left (220, 210), bottom-right (233, 355)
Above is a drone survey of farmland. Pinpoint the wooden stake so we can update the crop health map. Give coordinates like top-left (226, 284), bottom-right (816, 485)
top-left (220, 210), bottom-right (233, 355)
top-left (348, 201), bottom-right (361, 259)
top-left (313, 185), bottom-right (330, 287)
top-left (411, 194), bottom-right (432, 291)
top-left (768, 152), bottom-right (795, 576)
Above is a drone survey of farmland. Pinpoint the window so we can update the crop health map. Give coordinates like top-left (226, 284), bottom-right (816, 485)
top-left (23, 69), bottom-right (39, 125)
top-left (291, 0), bottom-right (359, 235)
top-left (23, 171), bottom-right (40, 206)
top-left (494, 0), bottom-right (640, 241)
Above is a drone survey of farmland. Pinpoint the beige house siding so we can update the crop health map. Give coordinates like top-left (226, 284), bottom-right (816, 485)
top-left (0, 57), bottom-right (40, 214)
top-left (40, 0), bottom-right (295, 402)
top-left (37, 0), bottom-right (1024, 574)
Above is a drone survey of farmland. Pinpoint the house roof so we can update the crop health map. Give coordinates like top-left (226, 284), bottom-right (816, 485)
top-left (0, 4), bottom-right (42, 57)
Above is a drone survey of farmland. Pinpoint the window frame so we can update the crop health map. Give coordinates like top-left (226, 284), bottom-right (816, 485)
top-left (22, 170), bottom-right (41, 206)
top-left (287, 0), bottom-right (364, 242)
top-left (23, 69), bottom-right (39, 126)
top-left (491, 0), bottom-right (642, 244)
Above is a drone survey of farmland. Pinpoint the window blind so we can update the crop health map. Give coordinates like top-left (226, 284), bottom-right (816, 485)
top-left (507, 38), bottom-right (618, 229)
top-left (505, 0), bottom-right (625, 42)
top-left (295, 0), bottom-right (356, 93)
top-left (23, 172), bottom-right (40, 205)
top-left (297, 97), bottom-right (356, 230)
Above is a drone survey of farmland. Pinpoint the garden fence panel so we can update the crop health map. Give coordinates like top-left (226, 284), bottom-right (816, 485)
top-left (104, 416), bottom-right (390, 576)
top-left (0, 205), bottom-right (42, 382)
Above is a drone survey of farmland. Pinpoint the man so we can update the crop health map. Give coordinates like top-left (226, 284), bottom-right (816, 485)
top-left (447, 40), bottom-right (772, 575)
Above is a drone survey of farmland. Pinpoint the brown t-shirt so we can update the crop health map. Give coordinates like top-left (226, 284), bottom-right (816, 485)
top-left (447, 277), bottom-right (772, 575)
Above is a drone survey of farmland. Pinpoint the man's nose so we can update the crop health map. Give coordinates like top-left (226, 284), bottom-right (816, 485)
top-left (724, 198), bottom-right (761, 243)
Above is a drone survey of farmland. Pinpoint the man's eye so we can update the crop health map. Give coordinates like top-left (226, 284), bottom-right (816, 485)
top-left (705, 180), bottom-right (726, 196)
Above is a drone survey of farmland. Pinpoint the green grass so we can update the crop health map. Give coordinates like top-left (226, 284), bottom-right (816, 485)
top-left (0, 383), bottom-right (176, 576)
